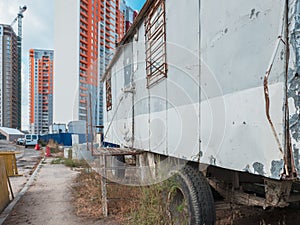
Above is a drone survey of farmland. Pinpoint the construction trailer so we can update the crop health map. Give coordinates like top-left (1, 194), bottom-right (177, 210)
top-left (98, 0), bottom-right (300, 224)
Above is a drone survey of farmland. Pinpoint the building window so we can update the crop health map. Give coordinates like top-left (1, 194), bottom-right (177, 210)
top-left (106, 72), bottom-right (112, 111)
top-left (145, 0), bottom-right (167, 88)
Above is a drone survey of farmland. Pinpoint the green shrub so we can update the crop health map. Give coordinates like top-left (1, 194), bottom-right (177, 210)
top-left (64, 158), bottom-right (89, 168)
top-left (51, 158), bottom-right (64, 164)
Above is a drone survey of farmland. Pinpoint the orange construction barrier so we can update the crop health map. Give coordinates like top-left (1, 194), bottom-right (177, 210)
top-left (0, 152), bottom-right (19, 176)
top-left (0, 157), bottom-right (10, 213)
top-left (35, 144), bottom-right (40, 150)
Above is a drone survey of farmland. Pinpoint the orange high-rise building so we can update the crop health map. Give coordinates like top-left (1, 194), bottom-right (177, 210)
top-left (79, 0), bottom-right (131, 122)
top-left (54, 0), bottom-right (135, 125)
top-left (29, 49), bottom-right (54, 134)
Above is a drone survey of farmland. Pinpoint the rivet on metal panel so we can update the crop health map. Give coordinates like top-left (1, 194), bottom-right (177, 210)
top-left (210, 155), bottom-right (216, 166)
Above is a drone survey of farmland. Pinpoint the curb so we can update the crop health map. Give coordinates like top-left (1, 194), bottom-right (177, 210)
top-left (0, 157), bottom-right (45, 225)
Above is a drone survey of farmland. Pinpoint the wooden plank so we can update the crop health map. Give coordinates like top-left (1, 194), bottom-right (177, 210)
top-left (0, 152), bottom-right (19, 176)
top-left (207, 177), bottom-right (265, 207)
top-left (93, 147), bottom-right (144, 156)
top-left (101, 155), bottom-right (108, 217)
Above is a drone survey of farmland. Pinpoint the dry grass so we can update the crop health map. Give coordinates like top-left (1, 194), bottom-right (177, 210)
top-left (73, 171), bottom-right (103, 218)
top-left (72, 170), bottom-right (142, 222)
top-left (108, 184), bottom-right (141, 221)
top-left (72, 170), bottom-right (300, 225)
top-left (47, 139), bottom-right (58, 149)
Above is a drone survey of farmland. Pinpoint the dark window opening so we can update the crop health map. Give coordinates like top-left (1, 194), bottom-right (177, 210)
top-left (145, 0), bottom-right (167, 88)
top-left (106, 72), bottom-right (112, 111)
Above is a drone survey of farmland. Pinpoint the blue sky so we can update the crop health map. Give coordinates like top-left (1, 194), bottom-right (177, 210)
top-left (127, 0), bottom-right (146, 10)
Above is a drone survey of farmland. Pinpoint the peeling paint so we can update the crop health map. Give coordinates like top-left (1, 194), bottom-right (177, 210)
top-left (250, 9), bottom-right (256, 19)
top-left (289, 0), bottom-right (300, 178)
top-left (243, 164), bottom-right (251, 173)
top-left (287, 71), bottom-right (300, 142)
top-left (253, 162), bottom-right (265, 175)
top-left (249, 9), bottom-right (260, 20)
top-left (288, 75), bottom-right (300, 142)
top-left (270, 159), bottom-right (284, 178)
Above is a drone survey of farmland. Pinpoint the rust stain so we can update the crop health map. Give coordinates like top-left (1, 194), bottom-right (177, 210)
top-left (263, 63), bottom-right (284, 156)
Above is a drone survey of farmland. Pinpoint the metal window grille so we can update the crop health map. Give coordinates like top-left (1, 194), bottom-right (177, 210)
top-left (145, 0), bottom-right (167, 88)
top-left (106, 72), bottom-right (112, 111)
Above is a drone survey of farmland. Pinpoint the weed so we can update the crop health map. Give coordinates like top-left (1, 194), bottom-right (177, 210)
top-left (39, 139), bottom-right (47, 147)
top-left (128, 180), bottom-right (174, 225)
top-left (51, 157), bottom-right (89, 168)
top-left (51, 158), bottom-right (64, 164)
top-left (64, 158), bottom-right (89, 168)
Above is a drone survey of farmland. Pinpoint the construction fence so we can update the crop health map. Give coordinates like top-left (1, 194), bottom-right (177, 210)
top-left (0, 157), bottom-right (10, 213)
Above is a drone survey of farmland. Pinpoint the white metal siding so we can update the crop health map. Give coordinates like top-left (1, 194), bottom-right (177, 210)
top-left (103, 0), bottom-right (291, 178)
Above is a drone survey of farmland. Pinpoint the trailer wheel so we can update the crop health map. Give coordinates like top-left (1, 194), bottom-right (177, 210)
top-left (167, 165), bottom-right (215, 225)
top-left (112, 155), bottom-right (125, 178)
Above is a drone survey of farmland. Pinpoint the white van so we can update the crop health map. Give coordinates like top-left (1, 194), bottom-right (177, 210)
top-left (24, 134), bottom-right (38, 148)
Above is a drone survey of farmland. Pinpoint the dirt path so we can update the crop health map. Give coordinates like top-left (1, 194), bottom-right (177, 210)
top-left (3, 158), bottom-right (116, 225)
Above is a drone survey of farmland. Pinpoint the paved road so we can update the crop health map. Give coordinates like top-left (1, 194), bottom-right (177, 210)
top-left (11, 146), bottom-right (41, 195)
top-left (0, 140), bottom-right (22, 153)
top-left (2, 158), bottom-right (117, 225)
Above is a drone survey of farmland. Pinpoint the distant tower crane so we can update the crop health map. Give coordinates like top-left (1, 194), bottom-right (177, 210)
top-left (10, 5), bottom-right (27, 129)
top-left (10, 6), bottom-right (27, 40)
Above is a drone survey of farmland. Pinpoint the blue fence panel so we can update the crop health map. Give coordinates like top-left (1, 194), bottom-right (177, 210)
top-left (39, 133), bottom-right (92, 146)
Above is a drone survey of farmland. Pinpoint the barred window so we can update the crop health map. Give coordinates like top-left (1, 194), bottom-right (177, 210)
top-left (106, 72), bottom-right (112, 111)
top-left (145, 0), bottom-right (167, 88)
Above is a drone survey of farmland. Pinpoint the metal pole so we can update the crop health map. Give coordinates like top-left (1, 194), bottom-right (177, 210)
top-left (89, 93), bottom-right (94, 154)
top-left (284, 0), bottom-right (297, 178)
top-left (85, 100), bottom-right (89, 151)
top-left (101, 155), bottom-right (108, 217)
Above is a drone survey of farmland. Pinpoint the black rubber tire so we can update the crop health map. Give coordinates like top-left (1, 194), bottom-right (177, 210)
top-left (112, 155), bottom-right (126, 178)
top-left (168, 164), bottom-right (216, 225)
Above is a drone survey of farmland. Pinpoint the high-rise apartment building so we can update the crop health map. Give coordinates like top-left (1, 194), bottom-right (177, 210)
top-left (96, 0), bottom-right (135, 129)
top-left (55, 0), bottom-right (135, 126)
top-left (0, 24), bottom-right (21, 129)
top-left (29, 49), bottom-right (54, 134)
top-left (120, 0), bottom-right (136, 33)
